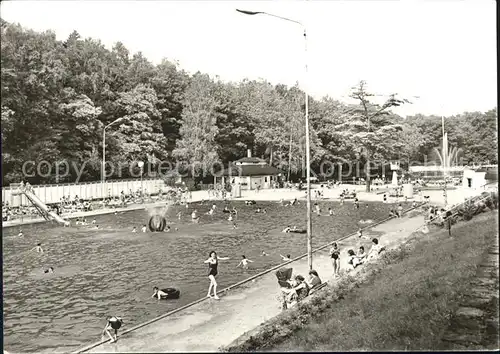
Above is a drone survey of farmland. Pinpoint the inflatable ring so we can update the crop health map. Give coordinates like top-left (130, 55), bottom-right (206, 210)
top-left (289, 229), bottom-right (307, 234)
top-left (158, 288), bottom-right (181, 300)
top-left (149, 215), bottom-right (166, 232)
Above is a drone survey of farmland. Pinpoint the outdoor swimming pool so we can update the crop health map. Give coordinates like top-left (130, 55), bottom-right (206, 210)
top-left (3, 200), bottom-right (393, 353)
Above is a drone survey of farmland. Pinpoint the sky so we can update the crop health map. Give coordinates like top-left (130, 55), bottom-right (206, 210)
top-left (1, 0), bottom-right (497, 117)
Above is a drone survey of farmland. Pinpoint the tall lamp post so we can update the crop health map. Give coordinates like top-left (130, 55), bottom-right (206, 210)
top-left (442, 116), bottom-right (448, 207)
top-left (102, 118), bottom-right (125, 201)
top-left (236, 9), bottom-right (313, 270)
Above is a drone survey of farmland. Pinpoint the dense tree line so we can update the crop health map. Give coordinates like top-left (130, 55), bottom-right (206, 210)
top-left (1, 20), bottom-right (497, 187)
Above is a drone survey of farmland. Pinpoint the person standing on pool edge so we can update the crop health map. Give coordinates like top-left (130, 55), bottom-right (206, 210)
top-left (204, 251), bottom-right (229, 300)
top-left (101, 316), bottom-right (123, 343)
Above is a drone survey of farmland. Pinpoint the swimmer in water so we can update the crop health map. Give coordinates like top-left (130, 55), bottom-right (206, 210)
top-left (102, 316), bottom-right (123, 343)
top-left (328, 207), bottom-right (334, 216)
top-left (280, 254), bottom-right (291, 261)
top-left (94, 224), bottom-right (99, 229)
top-left (18, 230), bottom-right (23, 237)
top-left (191, 210), bottom-right (200, 223)
top-left (212, 204), bottom-right (217, 210)
top-left (236, 255), bottom-right (254, 269)
top-left (43, 267), bottom-right (54, 274)
top-left (207, 208), bottom-right (214, 216)
top-left (92, 218), bottom-right (97, 225)
top-left (261, 251), bottom-right (268, 256)
top-left (232, 223), bottom-right (237, 229)
top-left (141, 225), bottom-right (147, 233)
top-left (132, 227), bottom-right (137, 233)
top-left (164, 225), bottom-right (171, 232)
top-left (357, 228), bottom-right (364, 238)
top-left (151, 286), bottom-right (168, 300)
top-left (282, 226), bottom-right (291, 233)
top-left (31, 243), bottom-right (44, 253)
top-left (177, 211), bottom-right (182, 220)
top-left (228, 214), bottom-right (233, 222)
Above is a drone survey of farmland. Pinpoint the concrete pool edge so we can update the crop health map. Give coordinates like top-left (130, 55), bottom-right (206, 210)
top-left (2, 201), bottom-right (170, 229)
top-left (73, 204), bottom-right (425, 354)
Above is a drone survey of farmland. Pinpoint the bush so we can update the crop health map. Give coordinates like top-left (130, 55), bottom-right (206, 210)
top-left (458, 201), bottom-right (478, 221)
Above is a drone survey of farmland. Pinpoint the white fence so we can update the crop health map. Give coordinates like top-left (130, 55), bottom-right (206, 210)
top-left (2, 179), bottom-right (166, 207)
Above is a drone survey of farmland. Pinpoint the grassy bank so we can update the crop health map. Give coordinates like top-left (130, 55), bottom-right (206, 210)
top-left (225, 212), bottom-right (498, 352)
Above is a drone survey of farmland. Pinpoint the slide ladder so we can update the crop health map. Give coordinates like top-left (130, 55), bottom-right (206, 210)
top-left (13, 185), bottom-right (68, 225)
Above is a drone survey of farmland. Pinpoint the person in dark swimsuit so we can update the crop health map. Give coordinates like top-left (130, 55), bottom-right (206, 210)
top-left (329, 242), bottom-right (340, 277)
top-left (102, 316), bottom-right (123, 343)
top-left (203, 251), bottom-right (229, 300)
top-left (43, 267), bottom-right (54, 274)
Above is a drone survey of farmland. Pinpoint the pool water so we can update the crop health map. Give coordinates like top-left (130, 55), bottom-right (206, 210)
top-left (3, 200), bottom-right (393, 353)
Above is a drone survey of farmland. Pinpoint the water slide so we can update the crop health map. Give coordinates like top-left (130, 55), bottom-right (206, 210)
top-left (13, 186), bottom-right (68, 225)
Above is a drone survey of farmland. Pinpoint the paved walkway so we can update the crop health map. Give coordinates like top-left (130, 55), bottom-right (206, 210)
top-left (80, 213), bottom-right (426, 353)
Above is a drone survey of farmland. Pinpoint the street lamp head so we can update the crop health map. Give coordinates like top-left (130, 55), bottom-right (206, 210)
top-left (236, 9), bottom-right (263, 15)
top-left (105, 117), bottom-right (126, 129)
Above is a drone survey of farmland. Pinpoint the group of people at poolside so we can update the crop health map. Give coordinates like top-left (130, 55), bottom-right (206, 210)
top-left (202, 250), bottom-right (297, 300)
top-left (329, 237), bottom-right (385, 277)
top-left (280, 269), bottom-right (323, 308)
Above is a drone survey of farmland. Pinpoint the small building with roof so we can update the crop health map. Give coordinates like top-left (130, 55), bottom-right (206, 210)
top-left (215, 149), bottom-right (282, 190)
top-left (462, 165), bottom-right (498, 189)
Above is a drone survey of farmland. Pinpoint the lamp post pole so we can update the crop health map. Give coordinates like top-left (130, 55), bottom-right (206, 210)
top-left (102, 118), bottom-right (124, 202)
top-left (138, 161), bottom-right (144, 202)
top-left (236, 9), bottom-right (313, 270)
top-left (442, 116), bottom-right (448, 207)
